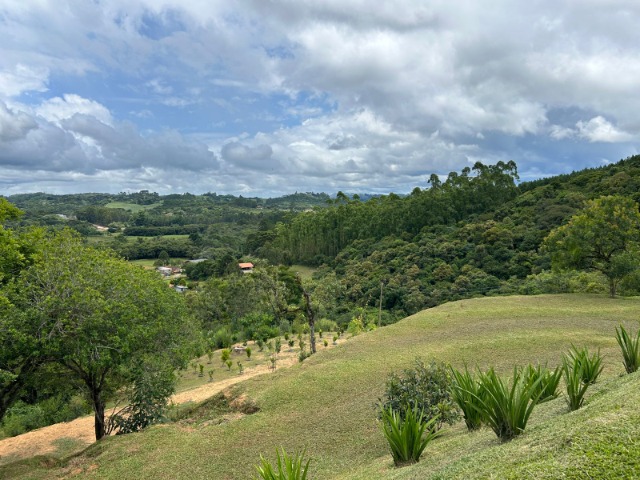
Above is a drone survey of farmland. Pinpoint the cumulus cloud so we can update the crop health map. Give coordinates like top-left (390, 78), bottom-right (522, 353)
top-left (0, 97), bottom-right (217, 177)
top-left (221, 142), bottom-right (274, 169)
top-left (37, 94), bottom-right (113, 126)
top-left (577, 116), bottom-right (634, 143)
top-left (0, 64), bottom-right (49, 98)
top-left (0, 101), bottom-right (38, 141)
top-left (1, 1), bottom-right (640, 194)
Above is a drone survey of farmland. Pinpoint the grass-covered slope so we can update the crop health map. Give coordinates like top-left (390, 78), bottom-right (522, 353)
top-left (5, 294), bottom-right (640, 479)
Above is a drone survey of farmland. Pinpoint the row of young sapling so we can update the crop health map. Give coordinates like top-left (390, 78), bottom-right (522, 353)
top-left (187, 330), bottom-right (343, 382)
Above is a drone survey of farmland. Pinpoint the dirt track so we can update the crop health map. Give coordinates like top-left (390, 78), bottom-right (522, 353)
top-left (0, 350), bottom-right (303, 465)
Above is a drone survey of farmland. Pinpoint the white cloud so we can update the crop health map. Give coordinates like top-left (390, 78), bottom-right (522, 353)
top-left (1, 1), bottom-right (640, 194)
top-left (0, 64), bottom-right (49, 98)
top-left (550, 125), bottom-right (575, 140)
top-left (37, 94), bottom-right (113, 126)
top-left (577, 116), bottom-right (634, 143)
top-left (0, 102), bottom-right (37, 141)
top-left (220, 141), bottom-right (274, 169)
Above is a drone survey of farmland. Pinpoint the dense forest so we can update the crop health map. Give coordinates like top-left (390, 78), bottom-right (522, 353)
top-left (3, 155), bottom-right (640, 440)
top-left (251, 156), bottom-right (640, 321)
top-left (5, 156), bottom-right (640, 337)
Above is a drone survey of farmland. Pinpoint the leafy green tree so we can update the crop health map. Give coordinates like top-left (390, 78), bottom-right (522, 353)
top-left (544, 195), bottom-right (640, 297)
top-left (1, 230), bottom-right (201, 440)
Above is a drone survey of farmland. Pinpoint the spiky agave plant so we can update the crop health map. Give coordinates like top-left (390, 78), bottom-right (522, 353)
top-left (472, 367), bottom-right (543, 441)
top-left (567, 345), bottom-right (604, 385)
top-left (524, 363), bottom-right (562, 404)
top-left (563, 355), bottom-right (590, 411)
top-left (615, 324), bottom-right (640, 374)
top-left (380, 405), bottom-right (440, 467)
top-left (255, 448), bottom-right (310, 480)
top-left (450, 366), bottom-right (485, 431)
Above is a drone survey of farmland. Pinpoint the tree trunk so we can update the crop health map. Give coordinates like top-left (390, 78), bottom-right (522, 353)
top-left (609, 278), bottom-right (617, 298)
top-left (90, 387), bottom-right (106, 440)
top-left (302, 289), bottom-right (316, 354)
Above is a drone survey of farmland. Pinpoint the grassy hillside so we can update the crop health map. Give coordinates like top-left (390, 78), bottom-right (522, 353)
top-left (4, 294), bottom-right (640, 479)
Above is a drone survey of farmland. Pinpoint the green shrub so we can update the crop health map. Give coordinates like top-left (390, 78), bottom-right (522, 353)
top-left (316, 318), bottom-right (338, 333)
top-left (255, 447), bottom-right (310, 480)
top-left (450, 367), bottom-right (485, 431)
top-left (524, 363), bottom-right (562, 404)
top-left (473, 367), bottom-right (542, 441)
top-left (380, 358), bottom-right (460, 430)
top-left (567, 346), bottom-right (604, 385)
top-left (380, 405), bottom-right (440, 467)
top-left (213, 327), bottom-right (233, 349)
top-left (1, 394), bottom-right (90, 438)
top-left (220, 348), bottom-right (232, 365)
top-left (563, 355), bottom-right (590, 411)
top-left (347, 317), bottom-right (364, 336)
top-left (615, 324), bottom-right (640, 373)
top-left (1, 402), bottom-right (46, 437)
top-left (108, 365), bottom-right (175, 435)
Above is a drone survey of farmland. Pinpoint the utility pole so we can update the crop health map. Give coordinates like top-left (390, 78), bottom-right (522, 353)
top-left (378, 280), bottom-right (384, 328)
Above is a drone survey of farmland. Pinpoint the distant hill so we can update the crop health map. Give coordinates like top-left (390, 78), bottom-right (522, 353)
top-left (256, 156), bottom-right (640, 320)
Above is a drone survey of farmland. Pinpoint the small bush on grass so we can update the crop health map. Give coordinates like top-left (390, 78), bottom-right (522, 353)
top-left (563, 355), bottom-right (590, 411)
top-left (108, 364), bottom-right (174, 435)
top-left (524, 363), bottom-right (562, 404)
top-left (450, 367), bottom-right (485, 431)
top-left (255, 447), bottom-right (310, 480)
top-left (380, 405), bottom-right (440, 467)
top-left (473, 367), bottom-right (542, 441)
top-left (567, 346), bottom-right (604, 385)
top-left (380, 358), bottom-right (459, 430)
top-left (615, 324), bottom-right (640, 373)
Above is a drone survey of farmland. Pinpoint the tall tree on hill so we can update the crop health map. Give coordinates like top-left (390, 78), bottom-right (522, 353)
top-left (2, 230), bottom-right (201, 440)
top-left (544, 195), bottom-right (640, 297)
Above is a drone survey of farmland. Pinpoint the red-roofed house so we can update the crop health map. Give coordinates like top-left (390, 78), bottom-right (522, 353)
top-left (239, 262), bottom-right (254, 274)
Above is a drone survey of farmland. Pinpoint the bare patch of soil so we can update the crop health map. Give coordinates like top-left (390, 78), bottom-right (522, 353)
top-left (0, 340), bottom-right (337, 465)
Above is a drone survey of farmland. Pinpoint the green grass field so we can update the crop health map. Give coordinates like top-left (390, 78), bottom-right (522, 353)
top-left (290, 264), bottom-right (317, 280)
top-left (4, 294), bottom-right (640, 479)
top-left (104, 202), bottom-right (163, 212)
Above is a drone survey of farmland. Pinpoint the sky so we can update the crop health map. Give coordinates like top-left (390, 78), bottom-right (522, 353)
top-left (1, 1), bottom-right (640, 197)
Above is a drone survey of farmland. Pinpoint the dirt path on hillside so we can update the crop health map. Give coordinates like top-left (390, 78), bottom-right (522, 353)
top-left (0, 348), bottom-right (306, 465)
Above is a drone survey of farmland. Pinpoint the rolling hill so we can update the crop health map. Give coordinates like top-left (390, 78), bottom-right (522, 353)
top-left (3, 293), bottom-right (640, 479)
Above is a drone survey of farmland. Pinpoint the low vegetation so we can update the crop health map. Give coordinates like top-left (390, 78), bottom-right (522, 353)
top-left (255, 448), bottom-right (310, 480)
top-left (3, 294), bottom-right (640, 479)
top-left (615, 324), bottom-right (640, 373)
top-left (380, 406), bottom-right (440, 467)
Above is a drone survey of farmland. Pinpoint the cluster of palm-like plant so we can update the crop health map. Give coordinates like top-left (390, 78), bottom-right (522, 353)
top-left (524, 363), bottom-right (562, 404)
top-left (566, 345), bottom-right (604, 385)
top-left (255, 448), bottom-right (310, 480)
top-left (471, 367), bottom-right (544, 441)
top-left (450, 366), bottom-right (485, 431)
top-left (562, 355), bottom-right (590, 411)
top-left (562, 346), bottom-right (604, 411)
top-left (255, 324), bottom-right (640, 473)
top-left (615, 324), bottom-right (640, 373)
top-left (380, 405), bottom-right (440, 467)
top-left (451, 362), bottom-right (564, 441)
